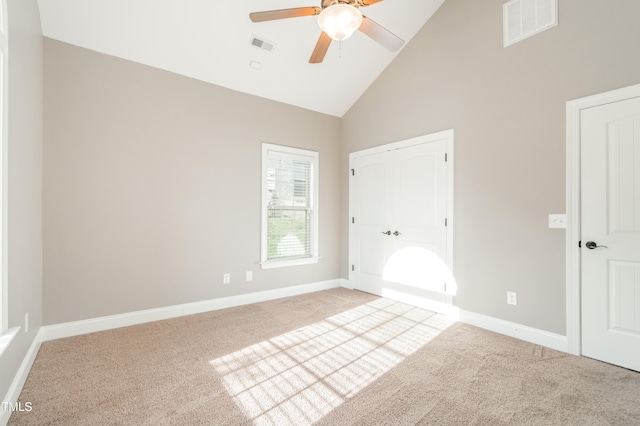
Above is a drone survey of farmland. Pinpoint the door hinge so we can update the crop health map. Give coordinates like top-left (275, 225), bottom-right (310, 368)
top-left (445, 218), bottom-right (448, 227)
top-left (445, 153), bottom-right (448, 162)
top-left (444, 282), bottom-right (447, 293)
top-left (578, 240), bottom-right (581, 248)
top-left (351, 169), bottom-right (355, 176)
top-left (352, 265), bottom-right (355, 272)
top-left (352, 217), bottom-right (355, 224)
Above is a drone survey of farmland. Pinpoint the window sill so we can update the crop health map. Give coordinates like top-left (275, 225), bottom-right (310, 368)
top-left (0, 327), bottom-right (20, 359)
top-left (260, 256), bottom-right (319, 270)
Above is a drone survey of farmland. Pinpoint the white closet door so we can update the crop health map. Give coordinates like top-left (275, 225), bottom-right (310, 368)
top-left (351, 138), bottom-right (450, 304)
top-left (352, 150), bottom-right (392, 295)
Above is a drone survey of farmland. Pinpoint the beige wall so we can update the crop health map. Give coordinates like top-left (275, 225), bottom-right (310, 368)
top-left (42, 39), bottom-right (342, 325)
top-left (0, 0), bottom-right (43, 402)
top-left (341, 0), bottom-right (640, 334)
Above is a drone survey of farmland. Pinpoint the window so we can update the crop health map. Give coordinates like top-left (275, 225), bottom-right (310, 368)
top-left (261, 143), bottom-right (319, 269)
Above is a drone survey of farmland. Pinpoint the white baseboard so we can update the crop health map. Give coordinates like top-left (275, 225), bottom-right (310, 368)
top-left (457, 309), bottom-right (569, 353)
top-left (380, 288), bottom-right (456, 317)
top-left (42, 279), bottom-right (342, 342)
top-left (0, 328), bottom-right (43, 426)
top-left (342, 280), bottom-right (568, 353)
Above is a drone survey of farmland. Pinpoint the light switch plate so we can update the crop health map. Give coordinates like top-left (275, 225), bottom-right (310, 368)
top-left (548, 214), bottom-right (567, 229)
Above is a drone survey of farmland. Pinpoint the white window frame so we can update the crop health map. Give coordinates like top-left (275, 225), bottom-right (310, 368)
top-left (0, 0), bottom-right (7, 334)
top-left (261, 143), bottom-right (319, 269)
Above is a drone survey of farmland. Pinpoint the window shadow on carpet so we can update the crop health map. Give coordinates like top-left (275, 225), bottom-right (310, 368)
top-left (210, 298), bottom-right (453, 425)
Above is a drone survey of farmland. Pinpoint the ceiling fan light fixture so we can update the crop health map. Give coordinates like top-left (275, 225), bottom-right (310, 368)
top-left (317, 4), bottom-right (363, 41)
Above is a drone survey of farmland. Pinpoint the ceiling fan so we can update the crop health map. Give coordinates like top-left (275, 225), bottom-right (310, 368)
top-left (249, 0), bottom-right (405, 63)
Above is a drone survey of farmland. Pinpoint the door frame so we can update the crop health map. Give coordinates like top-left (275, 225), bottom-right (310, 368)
top-left (566, 83), bottom-right (640, 355)
top-left (348, 129), bottom-right (454, 304)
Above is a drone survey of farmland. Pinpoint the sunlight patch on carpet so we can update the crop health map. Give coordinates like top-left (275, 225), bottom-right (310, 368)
top-left (210, 297), bottom-right (453, 425)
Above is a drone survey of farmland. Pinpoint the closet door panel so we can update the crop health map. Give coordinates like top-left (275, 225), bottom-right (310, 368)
top-left (352, 151), bottom-right (393, 294)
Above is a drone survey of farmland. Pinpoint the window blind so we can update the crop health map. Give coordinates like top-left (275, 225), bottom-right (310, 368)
top-left (266, 152), bottom-right (314, 261)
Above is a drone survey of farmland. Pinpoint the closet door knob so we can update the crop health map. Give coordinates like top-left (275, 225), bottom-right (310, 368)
top-left (393, 231), bottom-right (401, 236)
top-left (381, 230), bottom-right (391, 235)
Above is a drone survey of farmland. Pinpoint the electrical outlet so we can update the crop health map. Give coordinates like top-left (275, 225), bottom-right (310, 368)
top-left (25, 313), bottom-right (29, 333)
top-left (223, 273), bottom-right (230, 284)
top-left (507, 291), bottom-right (517, 306)
top-left (246, 271), bottom-right (253, 282)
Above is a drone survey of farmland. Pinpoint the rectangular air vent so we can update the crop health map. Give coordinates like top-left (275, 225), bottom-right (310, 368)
top-left (250, 35), bottom-right (275, 53)
top-left (503, 0), bottom-right (557, 47)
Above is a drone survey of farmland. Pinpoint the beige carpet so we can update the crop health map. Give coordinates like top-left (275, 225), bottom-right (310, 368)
top-left (9, 288), bottom-right (640, 425)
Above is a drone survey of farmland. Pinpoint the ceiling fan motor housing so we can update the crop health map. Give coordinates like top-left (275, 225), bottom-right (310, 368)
top-left (322, 0), bottom-right (367, 8)
top-left (317, 4), bottom-right (363, 41)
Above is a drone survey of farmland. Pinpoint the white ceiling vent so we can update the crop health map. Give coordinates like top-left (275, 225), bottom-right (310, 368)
top-left (249, 35), bottom-right (276, 53)
top-left (503, 0), bottom-right (557, 47)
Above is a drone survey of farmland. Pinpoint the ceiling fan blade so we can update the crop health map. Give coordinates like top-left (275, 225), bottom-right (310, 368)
top-left (309, 32), bottom-right (332, 63)
top-left (250, 7), bottom-right (321, 22)
top-left (358, 16), bottom-right (404, 52)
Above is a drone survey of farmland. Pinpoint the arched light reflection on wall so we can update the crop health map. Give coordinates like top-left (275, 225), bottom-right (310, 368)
top-left (382, 247), bottom-right (458, 295)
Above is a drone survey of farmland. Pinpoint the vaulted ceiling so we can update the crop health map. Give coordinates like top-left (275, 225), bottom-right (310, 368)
top-left (37, 0), bottom-right (445, 117)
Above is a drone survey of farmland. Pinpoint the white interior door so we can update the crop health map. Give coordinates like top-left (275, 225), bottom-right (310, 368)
top-left (581, 96), bottom-right (640, 372)
top-left (350, 132), bottom-right (453, 313)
